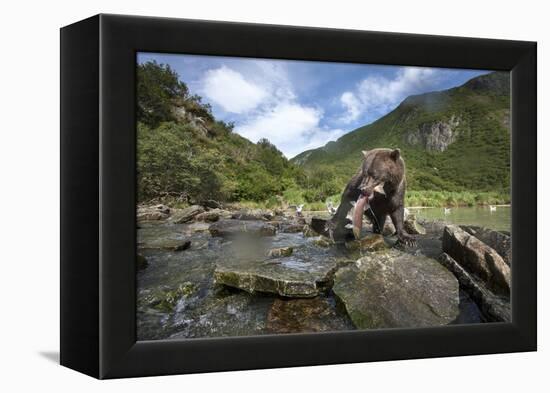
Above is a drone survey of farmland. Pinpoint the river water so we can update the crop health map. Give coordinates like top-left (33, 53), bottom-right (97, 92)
top-left (136, 211), bottom-right (490, 341)
top-left (411, 206), bottom-right (511, 233)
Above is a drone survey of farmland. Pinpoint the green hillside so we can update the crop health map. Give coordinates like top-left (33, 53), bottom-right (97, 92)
top-left (137, 61), bottom-right (303, 206)
top-left (292, 72), bottom-right (510, 205)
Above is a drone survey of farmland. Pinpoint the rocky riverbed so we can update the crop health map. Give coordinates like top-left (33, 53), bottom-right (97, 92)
top-left (136, 203), bottom-right (511, 340)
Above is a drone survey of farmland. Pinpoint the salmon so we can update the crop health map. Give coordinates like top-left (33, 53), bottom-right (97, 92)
top-left (353, 195), bottom-right (368, 239)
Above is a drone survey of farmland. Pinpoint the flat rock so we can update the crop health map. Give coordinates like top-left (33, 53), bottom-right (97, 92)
top-left (333, 249), bottom-right (460, 329)
top-left (442, 224), bottom-right (510, 295)
top-left (171, 205), bottom-right (205, 224)
top-left (266, 297), bottom-right (352, 333)
top-left (209, 220), bottom-right (276, 238)
top-left (214, 252), bottom-right (346, 298)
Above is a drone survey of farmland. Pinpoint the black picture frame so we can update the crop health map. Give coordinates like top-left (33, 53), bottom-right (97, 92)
top-left (60, 14), bottom-right (537, 379)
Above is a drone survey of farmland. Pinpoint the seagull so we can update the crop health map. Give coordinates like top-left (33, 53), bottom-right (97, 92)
top-left (327, 201), bottom-right (338, 215)
top-left (489, 205), bottom-right (497, 212)
top-left (296, 204), bottom-right (304, 216)
top-left (444, 207), bottom-right (451, 215)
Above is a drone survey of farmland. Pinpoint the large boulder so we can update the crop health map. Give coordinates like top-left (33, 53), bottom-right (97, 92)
top-left (171, 205), bottom-right (205, 224)
top-left (266, 297), bottom-right (351, 333)
top-left (209, 220), bottom-right (276, 238)
top-left (439, 253), bottom-right (510, 322)
top-left (460, 225), bottom-right (511, 266)
top-left (442, 225), bottom-right (510, 295)
top-left (214, 253), bottom-right (346, 298)
top-left (333, 249), bottom-right (460, 329)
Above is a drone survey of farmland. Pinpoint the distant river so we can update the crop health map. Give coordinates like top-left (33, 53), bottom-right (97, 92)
top-left (411, 206), bottom-right (511, 232)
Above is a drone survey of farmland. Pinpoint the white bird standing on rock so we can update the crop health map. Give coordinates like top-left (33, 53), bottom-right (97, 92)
top-left (444, 207), bottom-right (451, 215)
top-left (327, 201), bottom-right (337, 215)
top-left (489, 205), bottom-right (497, 212)
top-left (296, 204), bottom-right (304, 216)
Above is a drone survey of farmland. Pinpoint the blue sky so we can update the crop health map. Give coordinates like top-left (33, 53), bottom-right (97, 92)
top-left (138, 52), bottom-right (489, 158)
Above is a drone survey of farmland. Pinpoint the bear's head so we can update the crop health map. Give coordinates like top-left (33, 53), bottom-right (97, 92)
top-left (358, 148), bottom-right (405, 199)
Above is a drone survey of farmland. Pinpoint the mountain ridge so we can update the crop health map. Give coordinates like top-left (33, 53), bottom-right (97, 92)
top-left (291, 71), bottom-right (510, 194)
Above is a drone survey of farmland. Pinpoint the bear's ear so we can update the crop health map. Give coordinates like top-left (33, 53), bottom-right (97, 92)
top-left (361, 150), bottom-right (369, 158)
top-left (390, 149), bottom-right (401, 161)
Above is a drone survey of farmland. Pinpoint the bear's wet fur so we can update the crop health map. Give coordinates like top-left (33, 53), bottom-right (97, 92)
top-left (329, 148), bottom-right (415, 246)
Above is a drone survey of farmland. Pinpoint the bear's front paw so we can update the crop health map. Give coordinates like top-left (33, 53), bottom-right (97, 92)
top-left (397, 232), bottom-right (416, 247)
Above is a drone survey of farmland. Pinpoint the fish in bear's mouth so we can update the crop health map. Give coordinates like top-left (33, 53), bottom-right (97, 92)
top-left (352, 184), bottom-right (385, 239)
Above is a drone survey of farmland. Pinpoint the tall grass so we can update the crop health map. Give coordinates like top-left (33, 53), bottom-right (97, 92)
top-left (405, 190), bottom-right (510, 208)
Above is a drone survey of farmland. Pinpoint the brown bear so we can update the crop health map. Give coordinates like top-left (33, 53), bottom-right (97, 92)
top-left (329, 148), bottom-right (415, 246)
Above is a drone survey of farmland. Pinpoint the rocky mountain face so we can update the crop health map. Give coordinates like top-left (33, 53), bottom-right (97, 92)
top-left (405, 115), bottom-right (462, 152)
top-left (292, 72), bottom-right (510, 193)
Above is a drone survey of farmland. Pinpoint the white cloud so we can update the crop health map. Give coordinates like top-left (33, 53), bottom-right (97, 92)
top-left (198, 61), bottom-right (348, 157)
top-left (339, 91), bottom-right (362, 123)
top-left (201, 66), bottom-right (267, 113)
top-left (235, 102), bottom-right (345, 158)
top-left (339, 66), bottom-right (440, 122)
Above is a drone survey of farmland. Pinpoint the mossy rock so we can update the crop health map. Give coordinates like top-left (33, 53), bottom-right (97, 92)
top-left (142, 282), bottom-right (196, 312)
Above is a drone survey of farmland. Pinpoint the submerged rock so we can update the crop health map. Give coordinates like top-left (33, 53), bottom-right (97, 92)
top-left (209, 220), bottom-right (276, 238)
top-left (171, 205), bottom-right (205, 224)
top-left (333, 249), bottom-right (460, 329)
top-left (439, 253), bottom-right (510, 322)
top-left (214, 253), bottom-right (346, 298)
top-left (460, 225), bottom-right (511, 266)
top-left (267, 297), bottom-right (352, 333)
top-left (139, 238), bottom-right (191, 252)
top-left (140, 282), bottom-right (196, 312)
top-left (442, 225), bottom-right (510, 295)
